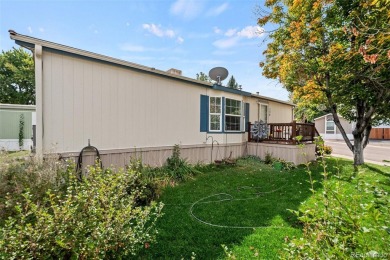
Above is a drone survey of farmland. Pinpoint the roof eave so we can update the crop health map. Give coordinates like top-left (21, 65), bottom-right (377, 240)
top-left (250, 93), bottom-right (295, 106)
top-left (9, 30), bottom-right (213, 88)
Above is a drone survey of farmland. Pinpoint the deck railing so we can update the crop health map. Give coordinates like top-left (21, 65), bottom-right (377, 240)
top-left (248, 121), bottom-right (319, 144)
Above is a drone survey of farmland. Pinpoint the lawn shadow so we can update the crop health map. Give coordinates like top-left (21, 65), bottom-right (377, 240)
top-left (137, 158), bottom-right (325, 259)
top-left (365, 164), bottom-right (390, 178)
top-left (327, 157), bottom-right (390, 185)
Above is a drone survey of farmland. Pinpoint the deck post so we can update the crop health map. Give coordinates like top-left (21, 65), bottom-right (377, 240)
top-left (292, 120), bottom-right (297, 144)
top-left (311, 123), bottom-right (315, 142)
top-left (247, 122), bottom-right (251, 142)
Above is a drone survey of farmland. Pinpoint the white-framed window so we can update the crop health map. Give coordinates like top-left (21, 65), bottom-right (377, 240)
top-left (225, 98), bottom-right (242, 131)
top-left (209, 97), bottom-right (222, 131)
top-left (326, 115), bottom-right (336, 134)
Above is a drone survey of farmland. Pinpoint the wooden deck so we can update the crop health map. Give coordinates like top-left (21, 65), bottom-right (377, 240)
top-left (248, 121), bottom-right (319, 144)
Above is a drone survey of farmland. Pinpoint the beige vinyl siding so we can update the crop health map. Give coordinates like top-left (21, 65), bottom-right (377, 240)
top-left (315, 117), bottom-right (326, 134)
top-left (268, 101), bottom-right (293, 123)
top-left (248, 98), bottom-right (293, 124)
top-left (339, 118), bottom-right (353, 133)
top-left (41, 50), bottom-right (247, 153)
top-left (315, 115), bottom-right (352, 135)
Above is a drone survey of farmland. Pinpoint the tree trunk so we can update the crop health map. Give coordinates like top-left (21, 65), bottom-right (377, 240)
top-left (353, 136), bottom-right (364, 165)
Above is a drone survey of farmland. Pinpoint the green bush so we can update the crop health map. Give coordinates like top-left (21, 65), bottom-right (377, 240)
top-left (0, 152), bottom-right (69, 224)
top-left (125, 149), bottom-right (206, 205)
top-left (264, 152), bottom-right (274, 164)
top-left (283, 145), bottom-right (390, 258)
top-left (0, 163), bottom-right (163, 259)
top-left (315, 137), bottom-right (332, 156)
top-left (164, 144), bottom-right (199, 181)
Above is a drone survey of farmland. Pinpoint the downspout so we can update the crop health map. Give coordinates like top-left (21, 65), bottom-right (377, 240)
top-left (34, 45), bottom-right (43, 155)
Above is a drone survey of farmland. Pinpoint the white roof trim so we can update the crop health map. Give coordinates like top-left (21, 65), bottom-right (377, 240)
top-left (313, 113), bottom-right (346, 121)
top-left (0, 103), bottom-right (36, 110)
top-left (313, 113), bottom-right (332, 120)
top-left (250, 93), bottom-right (295, 106)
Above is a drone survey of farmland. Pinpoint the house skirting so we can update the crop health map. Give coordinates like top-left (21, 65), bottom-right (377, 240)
top-left (247, 142), bottom-right (316, 165)
top-left (60, 143), bottom-right (246, 169)
top-left (59, 142), bottom-right (316, 169)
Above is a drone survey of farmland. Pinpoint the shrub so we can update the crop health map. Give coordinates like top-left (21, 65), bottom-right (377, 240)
top-left (126, 149), bottom-right (206, 205)
top-left (275, 159), bottom-right (296, 171)
top-left (0, 163), bottom-right (164, 259)
top-left (264, 152), bottom-right (274, 164)
top-left (165, 144), bottom-right (199, 181)
top-left (18, 114), bottom-right (24, 150)
top-left (0, 152), bottom-right (69, 223)
top-left (315, 137), bottom-right (332, 156)
top-left (283, 146), bottom-right (390, 258)
top-left (323, 144), bottom-right (333, 155)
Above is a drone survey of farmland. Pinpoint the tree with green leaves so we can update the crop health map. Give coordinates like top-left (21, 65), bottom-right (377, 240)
top-left (0, 47), bottom-right (35, 105)
top-left (226, 75), bottom-right (239, 89)
top-left (258, 0), bottom-right (390, 165)
top-left (196, 72), bottom-right (212, 83)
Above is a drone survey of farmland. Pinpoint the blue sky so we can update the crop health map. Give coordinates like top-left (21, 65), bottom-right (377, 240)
top-left (0, 0), bottom-right (289, 100)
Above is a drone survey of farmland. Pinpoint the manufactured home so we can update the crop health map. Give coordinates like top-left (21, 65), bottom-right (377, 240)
top-left (314, 113), bottom-right (390, 140)
top-left (9, 31), bottom-right (316, 166)
top-left (0, 104), bottom-right (36, 151)
top-left (314, 114), bottom-right (355, 140)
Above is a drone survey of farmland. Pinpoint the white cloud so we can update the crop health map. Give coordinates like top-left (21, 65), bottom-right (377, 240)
top-left (237, 26), bottom-right (264, 39)
top-left (142, 24), bottom-right (163, 37)
top-left (170, 0), bottom-right (204, 19)
top-left (213, 26), bottom-right (222, 34)
top-left (27, 26), bottom-right (32, 34)
top-left (213, 37), bottom-right (239, 49)
top-left (142, 23), bottom-right (175, 38)
top-left (166, 29), bottom-right (175, 38)
top-left (39, 27), bottom-right (45, 33)
top-left (126, 22), bottom-right (130, 27)
top-left (213, 25), bottom-right (265, 49)
top-left (207, 2), bottom-right (229, 16)
top-left (224, 28), bottom-right (237, 37)
top-left (177, 36), bottom-right (184, 44)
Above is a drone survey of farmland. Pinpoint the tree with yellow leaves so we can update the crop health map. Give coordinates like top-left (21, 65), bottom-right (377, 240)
top-left (259, 0), bottom-right (390, 165)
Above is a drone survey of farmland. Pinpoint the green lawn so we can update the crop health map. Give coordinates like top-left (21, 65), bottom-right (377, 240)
top-left (138, 158), bottom-right (326, 259)
top-left (137, 157), bottom-right (390, 259)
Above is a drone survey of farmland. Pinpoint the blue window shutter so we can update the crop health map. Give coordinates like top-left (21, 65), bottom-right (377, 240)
top-left (245, 103), bottom-right (250, 132)
top-left (200, 95), bottom-right (209, 132)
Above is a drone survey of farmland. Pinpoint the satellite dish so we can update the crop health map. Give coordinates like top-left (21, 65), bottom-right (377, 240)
top-left (209, 67), bottom-right (229, 85)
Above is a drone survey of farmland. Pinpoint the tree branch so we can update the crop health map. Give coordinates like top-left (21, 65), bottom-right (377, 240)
top-left (325, 74), bottom-right (354, 152)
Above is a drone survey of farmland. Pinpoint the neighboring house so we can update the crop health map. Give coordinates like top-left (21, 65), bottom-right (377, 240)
top-left (314, 113), bottom-right (390, 140)
top-left (9, 31), bottom-right (311, 166)
top-left (0, 104), bottom-right (36, 151)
